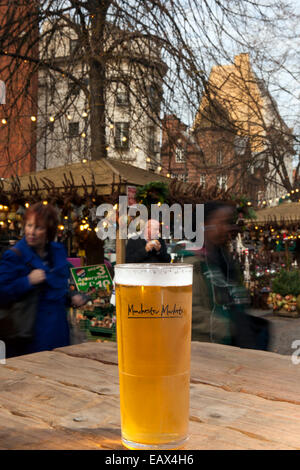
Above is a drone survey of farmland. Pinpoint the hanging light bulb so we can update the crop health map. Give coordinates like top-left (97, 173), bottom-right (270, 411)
top-left (67, 114), bottom-right (72, 120)
top-left (146, 157), bottom-right (151, 163)
top-left (31, 116), bottom-right (36, 122)
top-left (81, 132), bottom-right (86, 138)
top-left (1, 118), bottom-right (7, 125)
top-left (25, 202), bottom-right (30, 208)
top-left (157, 166), bottom-right (162, 172)
top-left (82, 158), bottom-right (87, 163)
top-left (49, 116), bottom-right (55, 122)
top-left (82, 111), bottom-right (88, 118)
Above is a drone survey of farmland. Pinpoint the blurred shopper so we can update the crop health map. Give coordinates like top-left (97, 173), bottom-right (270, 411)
top-left (126, 219), bottom-right (171, 263)
top-left (191, 201), bottom-right (269, 350)
top-left (0, 202), bottom-right (87, 358)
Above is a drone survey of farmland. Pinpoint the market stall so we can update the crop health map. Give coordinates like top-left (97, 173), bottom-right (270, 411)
top-left (242, 201), bottom-right (300, 313)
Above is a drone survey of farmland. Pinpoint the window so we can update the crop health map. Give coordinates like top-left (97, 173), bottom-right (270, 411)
top-left (69, 122), bottom-right (79, 138)
top-left (148, 126), bottom-right (160, 154)
top-left (199, 175), bottom-right (206, 187)
top-left (82, 77), bottom-right (89, 88)
top-left (115, 122), bottom-right (129, 149)
top-left (217, 150), bottom-right (223, 165)
top-left (116, 84), bottom-right (129, 106)
top-left (148, 85), bottom-right (161, 112)
top-left (68, 82), bottom-right (80, 96)
top-left (70, 38), bottom-right (78, 54)
top-left (175, 147), bottom-right (186, 163)
top-left (217, 175), bottom-right (228, 190)
top-left (170, 173), bottom-right (186, 181)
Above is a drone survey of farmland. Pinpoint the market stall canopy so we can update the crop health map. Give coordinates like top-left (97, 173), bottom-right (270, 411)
top-left (254, 201), bottom-right (300, 223)
top-left (2, 159), bottom-right (170, 196)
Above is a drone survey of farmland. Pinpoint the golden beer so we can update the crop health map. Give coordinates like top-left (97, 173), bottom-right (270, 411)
top-left (115, 263), bottom-right (193, 450)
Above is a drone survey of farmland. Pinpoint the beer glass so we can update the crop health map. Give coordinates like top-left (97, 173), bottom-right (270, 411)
top-left (115, 263), bottom-right (193, 450)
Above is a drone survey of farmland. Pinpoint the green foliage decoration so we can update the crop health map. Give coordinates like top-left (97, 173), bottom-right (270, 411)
top-left (272, 269), bottom-right (300, 296)
top-left (135, 181), bottom-right (169, 209)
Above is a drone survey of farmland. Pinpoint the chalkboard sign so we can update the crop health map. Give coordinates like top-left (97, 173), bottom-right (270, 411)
top-left (71, 264), bottom-right (113, 292)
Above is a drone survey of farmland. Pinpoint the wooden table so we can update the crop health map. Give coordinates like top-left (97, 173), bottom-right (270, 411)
top-left (1, 341), bottom-right (300, 450)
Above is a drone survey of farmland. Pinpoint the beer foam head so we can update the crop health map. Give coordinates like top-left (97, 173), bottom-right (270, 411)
top-left (114, 263), bottom-right (193, 286)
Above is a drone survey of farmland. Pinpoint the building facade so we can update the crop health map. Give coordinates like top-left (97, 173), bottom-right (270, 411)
top-left (36, 21), bottom-right (165, 173)
top-left (161, 54), bottom-right (294, 205)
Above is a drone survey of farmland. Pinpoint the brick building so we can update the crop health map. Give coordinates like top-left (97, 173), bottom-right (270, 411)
top-left (161, 54), bottom-right (294, 205)
top-left (0, 3), bottom-right (38, 178)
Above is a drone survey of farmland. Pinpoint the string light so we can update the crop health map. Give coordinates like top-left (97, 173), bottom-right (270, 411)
top-left (67, 114), bottom-right (72, 120)
top-left (157, 166), bottom-right (162, 172)
top-left (1, 118), bottom-right (7, 125)
top-left (146, 157), bottom-right (151, 163)
top-left (81, 132), bottom-right (86, 138)
top-left (43, 200), bottom-right (48, 205)
top-left (31, 116), bottom-right (36, 122)
top-left (82, 158), bottom-right (87, 163)
top-left (25, 202), bottom-right (30, 208)
top-left (49, 116), bottom-right (55, 122)
top-left (82, 111), bottom-right (88, 118)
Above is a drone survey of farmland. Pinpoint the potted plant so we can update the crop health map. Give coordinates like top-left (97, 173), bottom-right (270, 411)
top-left (268, 269), bottom-right (300, 317)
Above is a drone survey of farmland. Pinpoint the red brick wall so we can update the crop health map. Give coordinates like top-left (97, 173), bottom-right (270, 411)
top-left (161, 115), bottom-right (266, 202)
top-left (0, 3), bottom-right (38, 178)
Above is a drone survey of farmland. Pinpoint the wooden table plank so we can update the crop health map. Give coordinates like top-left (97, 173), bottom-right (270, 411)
top-left (0, 342), bottom-right (299, 450)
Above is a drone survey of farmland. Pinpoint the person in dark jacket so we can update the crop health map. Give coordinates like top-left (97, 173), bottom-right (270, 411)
top-left (0, 202), bottom-right (87, 357)
top-left (198, 201), bottom-right (269, 350)
top-left (125, 219), bottom-right (171, 264)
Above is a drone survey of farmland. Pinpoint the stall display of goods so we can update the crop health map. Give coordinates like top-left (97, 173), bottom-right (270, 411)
top-left (267, 269), bottom-right (300, 318)
top-left (76, 287), bottom-right (116, 341)
top-left (267, 293), bottom-right (300, 317)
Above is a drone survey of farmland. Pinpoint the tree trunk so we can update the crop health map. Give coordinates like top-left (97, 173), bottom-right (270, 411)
top-left (88, 0), bottom-right (109, 160)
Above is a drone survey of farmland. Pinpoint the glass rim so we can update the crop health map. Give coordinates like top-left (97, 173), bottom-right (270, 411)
top-left (115, 263), bottom-right (193, 270)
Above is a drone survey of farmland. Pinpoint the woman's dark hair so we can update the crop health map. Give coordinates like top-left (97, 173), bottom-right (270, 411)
top-left (24, 202), bottom-right (58, 242)
top-left (204, 201), bottom-right (234, 223)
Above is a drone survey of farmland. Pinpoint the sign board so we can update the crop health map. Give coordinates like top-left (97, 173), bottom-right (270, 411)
top-left (71, 264), bottom-right (113, 292)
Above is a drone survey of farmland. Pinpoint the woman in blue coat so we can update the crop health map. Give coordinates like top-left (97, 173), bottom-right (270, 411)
top-left (0, 202), bottom-right (86, 357)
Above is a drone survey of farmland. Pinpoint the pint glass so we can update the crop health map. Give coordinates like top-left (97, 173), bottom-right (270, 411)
top-left (115, 263), bottom-right (193, 450)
